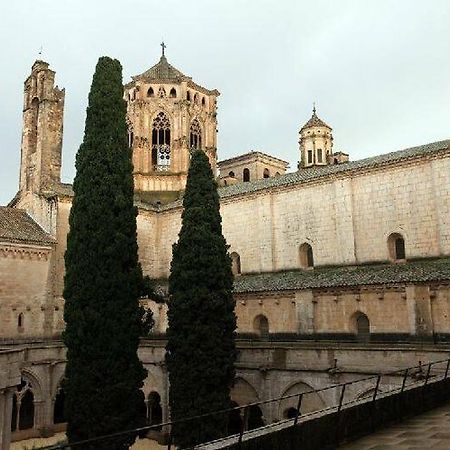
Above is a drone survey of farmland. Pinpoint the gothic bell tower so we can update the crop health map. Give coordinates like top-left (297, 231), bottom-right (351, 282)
top-left (19, 60), bottom-right (65, 194)
top-left (124, 44), bottom-right (219, 200)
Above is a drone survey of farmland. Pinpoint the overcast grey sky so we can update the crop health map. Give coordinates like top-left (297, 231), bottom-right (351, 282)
top-left (1, 0), bottom-right (449, 205)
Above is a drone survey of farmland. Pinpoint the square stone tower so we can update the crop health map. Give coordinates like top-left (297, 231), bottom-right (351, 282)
top-left (19, 60), bottom-right (65, 194)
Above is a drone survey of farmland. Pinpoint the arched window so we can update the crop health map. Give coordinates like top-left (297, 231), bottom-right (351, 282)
top-left (230, 252), bottom-right (241, 275)
top-left (263, 168), bottom-right (270, 178)
top-left (169, 87), bottom-right (176, 98)
top-left (353, 312), bottom-right (370, 342)
top-left (243, 168), bottom-right (250, 182)
top-left (189, 119), bottom-right (202, 151)
top-left (151, 112), bottom-right (171, 171)
top-left (201, 97), bottom-right (206, 106)
top-left (275, 171), bottom-right (280, 177)
top-left (187, 91), bottom-right (191, 101)
top-left (229, 171), bottom-right (235, 178)
top-left (147, 391), bottom-right (162, 430)
top-left (157, 87), bottom-right (166, 98)
top-left (147, 87), bottom-right (154, 97)
top-left (254, 315), bottom-right (269, 338)
top-left (299, 243), bottom-right (314, 269)
top-left (53, 384), bottom-right (66, 424)
top-left (18, 313), bottom-right (24, 330)
top-left (11, 378), bottom-right (35, 431)
top-left (128, 131), bottom-right (134, 148)
top-left (193, 93), bottom-right (198, 104)
top-left (388, 233), bottom-right (406, 261)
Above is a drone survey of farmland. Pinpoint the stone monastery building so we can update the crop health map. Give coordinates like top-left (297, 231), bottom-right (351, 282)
top-left (0, 51), bottom-right (449, 444)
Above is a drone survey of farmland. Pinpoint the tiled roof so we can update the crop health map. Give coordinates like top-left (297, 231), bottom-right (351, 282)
top-left (218, 151), bottom-right (289, 167)
top-left (26, 139), bottom-right (450, 211)
top-left (233, 258), bottom-right (450, 293)
top-left (132, 55), bottom-right (188, 82)
top-left (217, 139), bottom-right (450, 200)
top-left (300, 110), bottom-right (331, 131)
top-left (152, 259), bottom-right (450, 297)
top-left (0, 207), bottom-right (54, 245)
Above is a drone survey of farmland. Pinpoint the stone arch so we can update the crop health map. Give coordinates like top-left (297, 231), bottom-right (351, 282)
top-left (147, 86), bottom-right (154, 97)
top-left (147, 391), bottom-right (163, 429)
top-left (278, 381), bottom-right (325, 420)
top-left (263, 168), bottom-right (270, 178)
top-left (351, 311), bottom-right (370, 342)
top-left (169, 87), bottom-right (177, 98)
top-left (230, 252), bottom-right (241, 275)
top-left (387, 232), bottom-right (406, 261)
top-left (299, 242), bottom-right (314, 269)
top-left (11, 372), bottom-right (42, 432)
top-left (243, 168), bottom-right (250, 182)
top-left (231, 377), bottom-right (259, 406)
top-left (253, 314), bottom-right (269, 338)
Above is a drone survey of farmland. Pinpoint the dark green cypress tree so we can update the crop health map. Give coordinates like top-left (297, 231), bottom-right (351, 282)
top-left (166, 150), bottom-right (237, 448)
top-left (63, 57), bottom-right (147, 449)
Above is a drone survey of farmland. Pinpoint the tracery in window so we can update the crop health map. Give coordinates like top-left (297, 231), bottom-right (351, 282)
top-left (189, 119), bottom-right (202, 151)
top-left (157, 87), bottom-right (166, 98)
top-left (151, 112), bottom-right (171, 171)
top-left (11, 378), bottom-right (35, 431)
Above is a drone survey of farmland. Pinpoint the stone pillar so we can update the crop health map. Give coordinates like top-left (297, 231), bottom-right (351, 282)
top-left (295, 290), bottom-right (315, 334)
top-left (406, 285), bottom-right (433, 336)
top-left (0, 348), bottom-right (23, 450)
top-left (0, 388), bottom-right (14, 450)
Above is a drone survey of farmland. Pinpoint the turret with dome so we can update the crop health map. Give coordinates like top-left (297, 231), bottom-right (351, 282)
top-left (298, 105), bottom-right (348, 169)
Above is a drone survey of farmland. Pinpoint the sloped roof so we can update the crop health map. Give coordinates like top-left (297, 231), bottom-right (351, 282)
top-left (300, 108), bottom-right (331, 131)
top-left (233, 258), bottom-right (450, 293)
top-left (0, 207), bottom-right (54, 245)
top-left (132, 55), bottom-right (189, 82)
top-left (216, 139), bottom-right (450, 200)
top-left (152, 258), bottom-right (450, 297)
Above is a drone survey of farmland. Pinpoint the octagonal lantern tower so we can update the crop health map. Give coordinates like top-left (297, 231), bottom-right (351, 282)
top-left (124, 46), bottom-right (219, 201)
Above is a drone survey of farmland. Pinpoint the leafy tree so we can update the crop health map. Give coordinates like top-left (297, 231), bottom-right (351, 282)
top-left (63, 56), bottom-right (147, 449)
top-left (166, 150), bottom-right (237, 448)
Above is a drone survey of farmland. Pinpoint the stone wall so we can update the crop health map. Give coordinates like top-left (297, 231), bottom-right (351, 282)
top-left (0, 243), bottom-right (53, 339)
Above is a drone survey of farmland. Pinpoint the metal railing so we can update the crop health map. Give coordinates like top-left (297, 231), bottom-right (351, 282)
top-left (37, 357), bottom-right (450, 450)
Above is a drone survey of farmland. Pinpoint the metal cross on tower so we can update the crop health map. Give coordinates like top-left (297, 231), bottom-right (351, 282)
top-left (161, 41), bottom-right (166, 57)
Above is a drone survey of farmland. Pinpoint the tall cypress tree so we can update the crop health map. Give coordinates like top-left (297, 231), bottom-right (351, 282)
top-left (63, 57), bottom-right (147, 449)
top-left (166, 150), bottom-right (237, 448)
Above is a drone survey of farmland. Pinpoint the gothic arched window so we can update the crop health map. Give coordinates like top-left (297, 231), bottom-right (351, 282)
top-left (151, 112), bottom-right (171, 171)
top-left (230, 252), bottom-right (241, 275)
top-left (190, 119), bottom-right (202, 151)
top-left (157, 87), bottom-right (166, 98)
top-left (147, 87), bottom-right (154, 97)
top-left (243, 168), bottom-right (250, 182)
top-left (263, 168), bottom-right (270, 178)
top-left (170, 88), bottom-right (177, 98)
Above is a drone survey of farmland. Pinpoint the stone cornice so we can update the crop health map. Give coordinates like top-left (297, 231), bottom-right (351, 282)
top-left (0, 243), bottom-right (52, 261)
